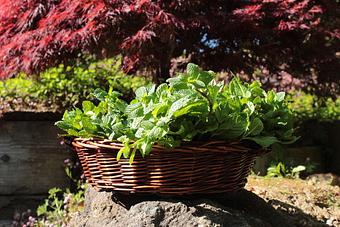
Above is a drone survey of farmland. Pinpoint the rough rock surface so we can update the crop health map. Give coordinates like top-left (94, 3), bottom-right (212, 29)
top-left (69, 186), bottom-right (295, 227)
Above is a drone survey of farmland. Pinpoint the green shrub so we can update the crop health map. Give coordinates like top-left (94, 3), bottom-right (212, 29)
top-left (56, 63), bottom-right (297, 163)
top-left (0, 75), bottom-right (34, 96)
top-left (0, 74), bottom-right (46, 113)
top-left (35, 57), bottom-right (149, 107)
top-left (287, 91), bottom-right (340, 122)
top-left (0, 56), bottom-right (150, 113)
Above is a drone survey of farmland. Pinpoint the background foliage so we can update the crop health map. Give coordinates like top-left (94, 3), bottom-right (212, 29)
top-left (287, 91), bottom-right (340, 122)
top-left (0, 56), bottom-right (149, 114)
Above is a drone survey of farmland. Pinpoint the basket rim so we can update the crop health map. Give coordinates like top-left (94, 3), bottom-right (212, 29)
top-left (70, 137), bottom-right (268, 155)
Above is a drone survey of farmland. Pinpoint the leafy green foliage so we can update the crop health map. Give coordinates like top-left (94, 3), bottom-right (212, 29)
top-left (0, 56), bottom-right (149, 113)
top-left (56, 63), bottom-right (297, 163)
top-left (266, 162), bottom-right (306, 179)
top-left (0, 74), bottom-right (47, 113)
top-left (286, 91), bottom-right (340, 122)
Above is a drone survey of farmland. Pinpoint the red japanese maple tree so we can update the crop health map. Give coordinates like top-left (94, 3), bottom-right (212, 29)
top-left (0, 0), bottom-right (339, 93)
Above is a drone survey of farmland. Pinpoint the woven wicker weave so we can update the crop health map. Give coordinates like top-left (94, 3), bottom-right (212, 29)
top-left (72, 138), bottom-right (266, 195)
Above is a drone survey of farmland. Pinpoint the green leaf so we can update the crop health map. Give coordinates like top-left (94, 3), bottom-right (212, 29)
top-left (140, 121), bottom-right (155, 130)
top-left (125, 102), bottom-right (143, 118)
top-left (276, 92), bottom-right (285, 102)
top-left (250, 81), bottom-right (266, 97)
top-left (229, 77), bottom-right (249, 98)
top-left (152, 103), bottom-right (169, 117)
top-left (147, 126), bottom-right (168, 140)
top-left (117, 135), bottom-right (131, 159)
top-left (246, 118), bottom-right (264, 136)
top-left (129, 148), bottom-right (137, 165)
top-left (108, 90), bottom-right (122, 99)
top-left (36, 205), bottom-right (47, 216)
top-left (216, 114), bottom-right (248, 139)
top-left (83, 101), bottom-right (95, 114)
top-left (108, 131), bottom-right (116, 140)
top-left (116, 148), bottom-right (124, 161)
top-left (131, 116), bottom-right (144, 129)
top-left (156, 83), bottom-right (168, 97)
top-left (122, 145), bottom-right (130, 158)
top-left (198, 71), bottom-right (215, 85)
top-left (48, 187), bottom-right (62, 195)
top-left (93, 88), bottom-right (108, 101)
top-left (168, 96), bottom-right (191, 117)
top-left (147, 84), bottom-right (156, 95)
top-left (135, 86), bottom-right (148, 98)
top-left (279, 136), bottom-right (300, 144)
top-left (186, 63), bottom-right (214, 85)
top-left (190, 79), bottom-right (206, 88)
top-left (81, 116), bottom-right (97, 133)
top-left (267, 91), bottom-right (276, 103)
top-left (246, 101), bottom-right (255, 114)
top-left (186, 63), bottom-right (200, 76)
top-left (246, 136), bottom-right (279, 147)
top-left (140, 140), bottom-right (152, 157)
top-left (166, 75), bottom-right (187, 87)
top-left (67, 129), bottom-right (81, 137)
top-left (173, 101), bottom-right (207, 117)
top-left (292, 165), bottom-right (306, 173)
top-left (55, 121), bottom-right (72, 131)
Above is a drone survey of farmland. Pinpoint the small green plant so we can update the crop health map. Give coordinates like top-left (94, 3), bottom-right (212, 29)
top-left (34, 158), bottom-right (86, 227)
top-left (266, 162), bottom-right (306, 179)
top-left (56, 63), bottom-right (297, 163)
top-left (11, 158), bottom-right (86, 227)
top-left (35, 185), bottom-right (86, 227)
top-left (25, 157), bottom-right (84, 227)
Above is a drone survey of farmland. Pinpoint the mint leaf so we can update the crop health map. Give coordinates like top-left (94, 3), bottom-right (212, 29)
top-left (246, 136), bottom-right (279, 147)
top-left (93, 88), bottom-right (107, 101)
top-left (246, 118), bottom-right (264, 136)
top-left (276, 92), bottom-right (285, 102)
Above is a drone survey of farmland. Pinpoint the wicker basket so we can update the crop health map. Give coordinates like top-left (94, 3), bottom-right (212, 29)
top-left (72, 138), bottom-right (266, 195)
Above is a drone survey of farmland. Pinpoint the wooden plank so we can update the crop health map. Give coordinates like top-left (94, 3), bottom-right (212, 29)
top-left (0, 195), bottom-right (46, 220)
top-left (0, 121), bottom-right (70, 195)
top-left (0, 220), bottom-right (12, 227)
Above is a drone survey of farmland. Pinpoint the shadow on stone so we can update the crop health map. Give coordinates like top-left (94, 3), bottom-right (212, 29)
top-left (267, 199), bottom-right (327, 227)
top-left (69, 186), bottom-right (326, 227)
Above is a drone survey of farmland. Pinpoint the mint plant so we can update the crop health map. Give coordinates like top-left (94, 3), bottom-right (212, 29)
top-left (56, 63), bottom-right (297, 163)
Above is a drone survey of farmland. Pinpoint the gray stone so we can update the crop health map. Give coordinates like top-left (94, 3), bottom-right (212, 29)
top-left (69, 186), bottom-right (292, 227)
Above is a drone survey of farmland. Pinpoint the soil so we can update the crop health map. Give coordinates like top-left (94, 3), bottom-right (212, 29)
top-left (246, 175), bottom-right (340, 226)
